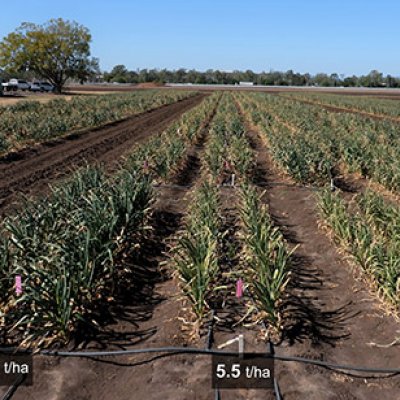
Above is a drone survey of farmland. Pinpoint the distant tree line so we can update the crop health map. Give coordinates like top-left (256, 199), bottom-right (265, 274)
top-left (104, 66), bottom-right (400, 88)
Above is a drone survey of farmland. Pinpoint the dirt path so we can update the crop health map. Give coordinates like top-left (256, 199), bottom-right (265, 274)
top-left (6, 96), bottom-right (217, 400)
top-left (245, 127), bottom-right (400, 400)
top-left (0, 94), bottom-right (206, 215)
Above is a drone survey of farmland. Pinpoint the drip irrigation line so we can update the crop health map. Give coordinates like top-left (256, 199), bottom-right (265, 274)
top-left (152, 182), bottom-right (323, 191)
top-left (205, 309), bottom-right (221, 400)
top-left (273, 378), bottom-right (282, 400)
top-left (1, 346), bottom-right (396, 374)
top-left (3, 344), bottom-right (397, 400)
top-left (153, 184), bottom-right (191, 189)
top-left (206, 310), bottom-right (215, 351)
top-left (273, 354), bottom-right (400, 374)
top-left (1, 375), bottom-right (24, 400)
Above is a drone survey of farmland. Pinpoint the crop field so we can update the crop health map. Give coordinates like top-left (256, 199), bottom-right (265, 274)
top-left (282, 91), bottom-right (400, 116)
top-left (0, 90), bottom-right (195, 153)
top-left (0, 89), bottom-right (399, 400)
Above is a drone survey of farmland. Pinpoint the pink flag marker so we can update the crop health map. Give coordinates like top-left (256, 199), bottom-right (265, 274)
top-left (15, 275), bottom-right (22, 296)
top-left (236, 278), bottom-right (244, 298)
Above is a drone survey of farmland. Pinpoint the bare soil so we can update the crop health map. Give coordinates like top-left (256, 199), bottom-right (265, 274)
top-left (0, 94), bottom-right (206, 215)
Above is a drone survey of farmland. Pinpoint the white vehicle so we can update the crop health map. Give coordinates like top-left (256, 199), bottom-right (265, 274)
top-left (2, 79), bottom-right (18, 91)
top-left (1, 78), bottom-right (30, 91)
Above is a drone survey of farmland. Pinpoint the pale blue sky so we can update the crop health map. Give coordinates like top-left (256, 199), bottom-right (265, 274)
top-left (3, 1), bottom-right (400, 76)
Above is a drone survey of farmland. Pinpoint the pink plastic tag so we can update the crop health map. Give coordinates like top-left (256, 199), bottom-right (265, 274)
top-left (15, 275), bottom-right (22, 296)
top-left (236, 278), bottom-right (244, 298)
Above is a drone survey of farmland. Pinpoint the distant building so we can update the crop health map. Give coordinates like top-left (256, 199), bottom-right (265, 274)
top-left (239, 81), bottom-right (254, 86)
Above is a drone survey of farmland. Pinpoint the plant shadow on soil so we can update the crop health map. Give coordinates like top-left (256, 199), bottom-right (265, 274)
top-left (173, 148), bottom-right (202, 187)
top-left (172, 121), bottom-right (210, 187)
top-left (247, 131), bottom-right (357, 348)
top-left (72, 209), bottom-right (184, 351)
top-left (334, 176), bottom-right (359, 193)
top-left (258, 184), bottom-right (356, 347)
top-left (280, 253), bottom-right (355, 347)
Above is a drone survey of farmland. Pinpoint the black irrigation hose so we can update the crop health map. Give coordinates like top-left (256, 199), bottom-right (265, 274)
top-left (273, 354), bottom-right (400, 375)
top-left (152, 182), bottom-right (321, 191)
top-left (7, 347), bottom-right (391, 374)
top-left (205, 310), bottom-right (221, 400)
top-left (274, 378), bottom-right (282, 400)
top-left (1, 375), bottom-right (24, 400)
top-left (206, 310), bottom-right (215, 351)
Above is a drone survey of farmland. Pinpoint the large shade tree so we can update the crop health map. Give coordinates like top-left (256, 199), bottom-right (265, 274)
top-left (0, 18), bottom-right (99, 92)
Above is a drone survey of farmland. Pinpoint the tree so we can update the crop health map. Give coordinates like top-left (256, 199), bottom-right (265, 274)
top-left (367, 70), bottom-right (383, 87)
top-left (109, 64), bottom-right (128, 77)
top-left (104, 64), bottom-right (129, 82)
top-left (330, 73), bottom-right (340, 87)
top-left (0, 18), bottom-right (98, 92)
top-left (343, 75), bottom-right (358, 87)
top-left (314, 73), bottom-right (332, 87)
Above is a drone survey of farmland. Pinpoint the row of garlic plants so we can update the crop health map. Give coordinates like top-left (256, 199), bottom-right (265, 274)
top-left (0, 166), bottom-right (153, 347)
top-left (0, 90), bottom-right (195, 153)
top-left (203, 93), bottom-right (252, 182)
top-left (318, 189), bottom-right (400, 307)
top-left (214, 93), bottom-right (292, 333)
top-left (166, 92), bottom-right (292, 337)
top-left (172, 182), bottom-right (220, 324)
top-left (239, 184), bottom-right (292, 332)
top-left (283, 92), bottom-right (400, 119)
top-left (236, 92), bottom-right (400, 192)
top-left (220, 95), bottom-right (293, 332)
top-left (171, 93), bottom-right (248, 330)
top-left (127, 92), bottom-right (219, 182)
top-left (170, 95), bottom-right (228, 329)
top-left (0, 93), bottom-right (214, 347)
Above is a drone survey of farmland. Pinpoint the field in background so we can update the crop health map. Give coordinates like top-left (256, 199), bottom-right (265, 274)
top-left (3, 84), bottom-right (400, 107)
top-left (67, 83), bottom-right (400, 98)
top-left (0, 93), bottom-right (73, 106)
